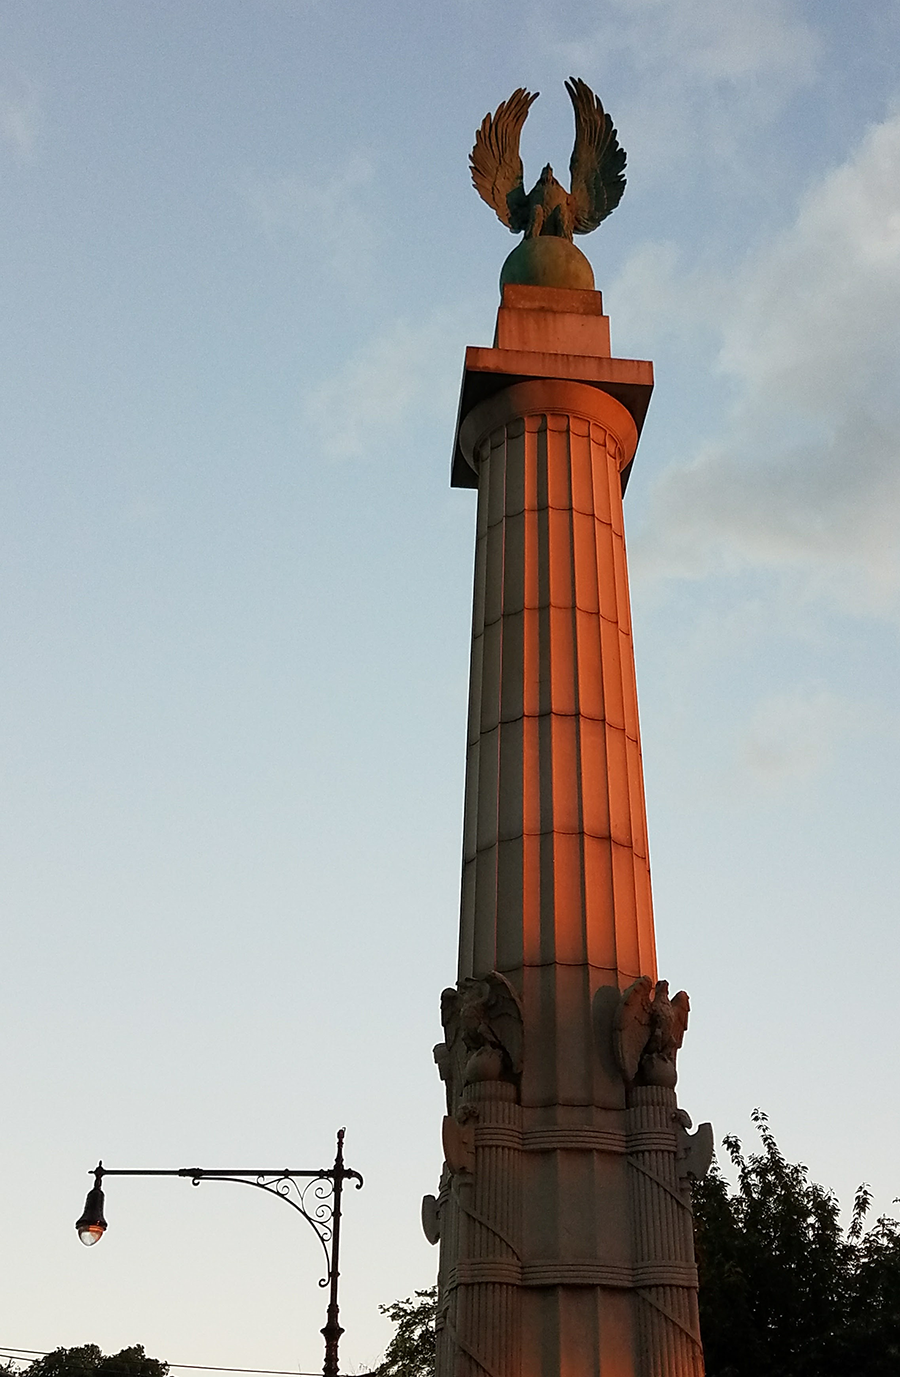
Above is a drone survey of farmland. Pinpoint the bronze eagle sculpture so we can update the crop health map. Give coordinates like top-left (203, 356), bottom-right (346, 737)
top-left (470, 79), bottom-right (626, 242)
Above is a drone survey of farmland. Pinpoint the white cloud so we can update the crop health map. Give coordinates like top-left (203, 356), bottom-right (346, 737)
top-left (545, 0), bottom-right (820, 168)
top-left (718, 113), bottom-right (900, 406)
top-left (736, 687), bottom-right (855, 784)
top-left (302, 304), bottom-right (481, 460)
top-left (605, 238), bottom-right (725, 350)
top-left (606, 0), bottom-right (817, 89)
top-left (1, 78), bottom-right (40, 160)
top-left (636, 107), bottom-right (900, 612)
top-left (243, 155), bottom-right (377, 280)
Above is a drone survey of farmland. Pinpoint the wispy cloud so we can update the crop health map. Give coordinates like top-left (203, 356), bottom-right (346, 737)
top-left (1, 78), bottom-right (41, 160)
top-left (243, 154), bottom-right (378, 281)
top-left (542, 0), bottom-right (820, 171)
top-left (633, 107), bottom-right (900, 613)
top-left (605, 238), bottom-right (725, 351)
top-left (303, 304), bottom-right (481, 460)
top-left (737, 687), bottom-right (855, 785)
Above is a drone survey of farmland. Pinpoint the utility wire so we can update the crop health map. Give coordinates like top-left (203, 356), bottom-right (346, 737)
top-left (0, 1352), bottom-right (378, 1377)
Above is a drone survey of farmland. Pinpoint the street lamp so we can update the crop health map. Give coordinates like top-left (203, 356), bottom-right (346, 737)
top-left (75, 1166), bottom-right (107, 1245)
top-left (74, 1128), bottom-right (362, 1377)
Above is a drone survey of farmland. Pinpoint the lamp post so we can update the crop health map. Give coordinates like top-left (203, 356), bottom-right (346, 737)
top-left (75, 1128), bottom-right (362, 1377)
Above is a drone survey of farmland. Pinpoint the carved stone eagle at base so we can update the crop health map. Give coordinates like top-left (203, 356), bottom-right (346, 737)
top-left (470, 79), bottom-right (626, 243)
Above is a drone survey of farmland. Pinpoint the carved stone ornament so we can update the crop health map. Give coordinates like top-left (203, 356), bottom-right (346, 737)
top-left (441, 1114), bottom-right (476, 1176)
top-left (674, 1110), bottom-right (715, 1185)
top-left (435, 971), bottom-right (524, 1112)
top-left (421, 1192), bottom-right (440, 1245)
top-left (613, 977), bottom-right (690, 1088)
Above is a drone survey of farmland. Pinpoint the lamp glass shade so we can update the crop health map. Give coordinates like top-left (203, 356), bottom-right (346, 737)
top-left (76, 1182), bottom-right (107, 1245)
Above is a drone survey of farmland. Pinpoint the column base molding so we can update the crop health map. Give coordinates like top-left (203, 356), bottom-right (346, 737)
top-left (450, 1259), bottom-right (699, 1289)
top-left (475, 1124), bottom-right (627, 1153)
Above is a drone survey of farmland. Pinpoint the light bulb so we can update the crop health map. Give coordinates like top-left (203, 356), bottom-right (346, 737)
top-left (76, 1171), bottom-right (107, 1244)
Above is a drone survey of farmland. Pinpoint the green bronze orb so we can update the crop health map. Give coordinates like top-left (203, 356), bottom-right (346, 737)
top-left (500, 236), bottom-right (595, 291)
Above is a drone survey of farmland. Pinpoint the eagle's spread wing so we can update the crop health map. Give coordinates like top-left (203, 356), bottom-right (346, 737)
top-left (470, 88), bottom-right (538, 234)
top-left (482, 971), bottom-right (524, 1074)
top-left (669, 990), bottom-right (691, 1050)
top-left (566, 78), bottom-right (626, 234)
top-left (438, 985), bottom-right (467, 1107)
top-left (613, 976), bottom-right (653, 1082)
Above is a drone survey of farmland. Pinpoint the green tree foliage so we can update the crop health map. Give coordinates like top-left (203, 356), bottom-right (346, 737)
top-left (693, 1109), bottom-right (900, 1377)
top-left (376, 1288), bottom-right (437, 1377)
top-left (3, 1349), bottom-right (167, 1377)
top-left (377, 1116), bottom-right (900, 1377)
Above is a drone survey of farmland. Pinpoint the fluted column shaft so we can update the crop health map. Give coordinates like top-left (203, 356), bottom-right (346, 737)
top-left (459, 379), bottom-right (657, 1108)
top-left (434, 289), bottom-right (705, 1377)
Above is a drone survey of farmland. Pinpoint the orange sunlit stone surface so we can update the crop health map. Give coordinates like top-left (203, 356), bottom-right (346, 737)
top-left (442, 286), bottom-right (703, 1377)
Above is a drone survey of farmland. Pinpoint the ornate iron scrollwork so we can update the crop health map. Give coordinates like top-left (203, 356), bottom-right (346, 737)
top-left (185, 1163), bottom-right (362, 1287)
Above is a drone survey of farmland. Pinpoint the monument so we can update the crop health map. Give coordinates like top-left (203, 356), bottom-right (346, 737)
top-left (421, 82), bottom-right (712, 1377)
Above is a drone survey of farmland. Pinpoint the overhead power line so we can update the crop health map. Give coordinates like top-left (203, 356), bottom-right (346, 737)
top-left (0, 1352), bottom-right (379, 1377)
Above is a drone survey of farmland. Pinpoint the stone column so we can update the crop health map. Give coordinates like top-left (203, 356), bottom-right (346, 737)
top-left (458, 376), bottom-right (657, 1063)
top-left (428, 285), bottom-right (708, 1377)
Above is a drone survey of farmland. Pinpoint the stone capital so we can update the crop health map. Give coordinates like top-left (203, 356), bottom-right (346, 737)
top-left (457, 378), bottom-right (640, 475)
top-left (451, 283), bottom-right (653, 491)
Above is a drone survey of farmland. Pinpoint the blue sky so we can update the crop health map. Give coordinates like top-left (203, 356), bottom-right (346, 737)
top-left (2, 1), bottom-right (900, 1371)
